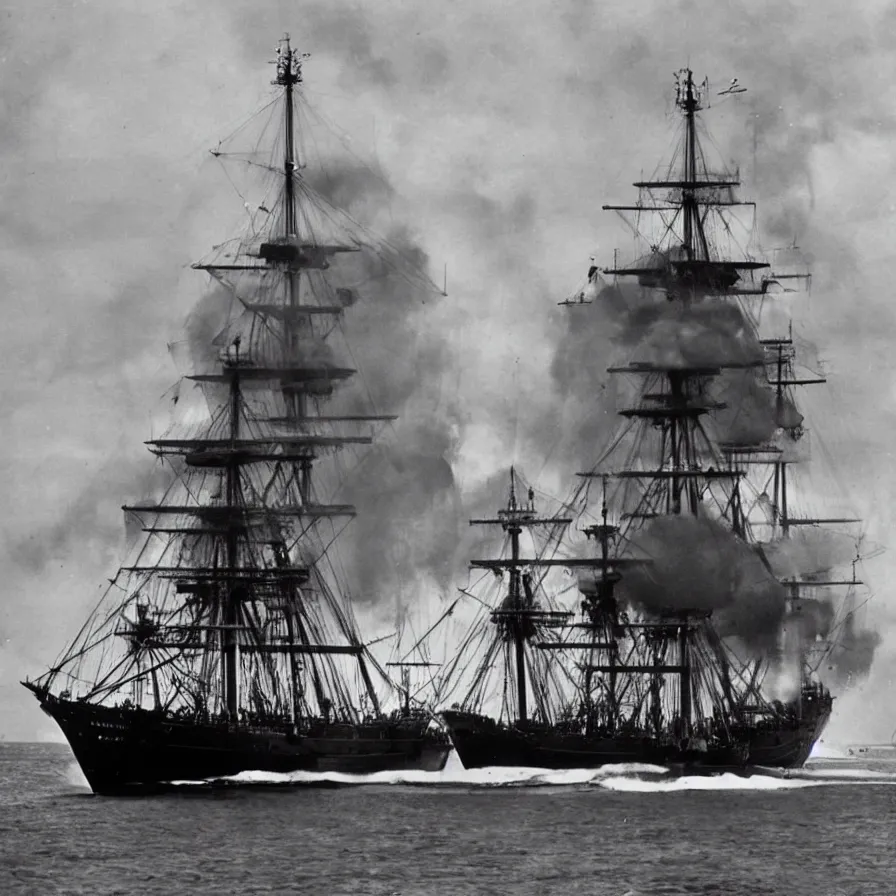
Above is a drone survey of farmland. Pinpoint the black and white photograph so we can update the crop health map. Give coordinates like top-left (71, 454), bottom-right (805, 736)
top-left (1, 1), bottom-right (894, 893)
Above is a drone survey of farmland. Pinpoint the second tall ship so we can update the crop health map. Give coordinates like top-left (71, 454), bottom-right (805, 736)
top-left (435, 69), bottom-right (868, 773)
top-left (23, 37), bottom-right (451, 795)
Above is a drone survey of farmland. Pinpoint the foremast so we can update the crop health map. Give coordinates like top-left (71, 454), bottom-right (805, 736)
top-left (468, 470), bottom-right (573, 723)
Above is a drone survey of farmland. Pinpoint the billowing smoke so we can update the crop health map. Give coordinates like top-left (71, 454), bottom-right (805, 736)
top-left (789, 595), bottom-right (836, 650)
top-left (545, 270), bottom-right (875, 679)
top-left (763, 528), bottom-right (859, 580)
top-left (622, 299), bottom-right (763, 370)
top-left (180, 287), bottom-right (235, 373)
top-left (711, 371), bottom-right (802, 446)
top-left (622, 515), bottom-right (787, 651)
top-left (553, 284), bottom-right (766, 379)
top-left (548, 284), bottom-right (775, 467)
top-left (824, 614), bottom-right (882, 687)
top-left (283, 164), bottom-right (468, 609)
top-left (13, 455), bottom-right (173, 574)
top-left (546, 285), bottom-right (629, 472)
top-left (340, 417), bottom-right (465, 609)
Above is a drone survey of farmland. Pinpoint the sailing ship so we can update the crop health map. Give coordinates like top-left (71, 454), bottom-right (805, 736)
top-left (436, 69), bottom-right (867, 772)
top-left (23, 37), bottom-right (451, 794)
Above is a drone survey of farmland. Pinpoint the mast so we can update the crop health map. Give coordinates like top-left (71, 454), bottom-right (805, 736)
top-left (277, 36), bottom-right (300, 247)
top-left (679, 69), bottom-right (709, 266)
top-left (580, 475), bottom-right (621, 729)
top-left (602, 68), bottom-right (767, 298)
top-left (466, 470), bottom-right (576, 724)
top-left (277, 37), bottom-right (308, 718)
top-left (507, 471), bottom-right (528, 722)
top-left (223, 338), bottom-right (243, 719)
top-left (275, 36), bottom-right (310, 475)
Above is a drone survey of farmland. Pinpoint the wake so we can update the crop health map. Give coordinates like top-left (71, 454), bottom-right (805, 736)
top-left (167, 756), bottom-right (896, 793)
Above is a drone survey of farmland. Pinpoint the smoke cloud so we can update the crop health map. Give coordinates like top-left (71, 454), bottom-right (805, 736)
top-left (622, 515), bottom-right (787, 651)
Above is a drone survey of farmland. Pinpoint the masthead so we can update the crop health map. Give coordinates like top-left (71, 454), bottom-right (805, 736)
top-left (273, 35), bottom-right (309, 86)
top-left (674, 68), bottom-right (710, 113)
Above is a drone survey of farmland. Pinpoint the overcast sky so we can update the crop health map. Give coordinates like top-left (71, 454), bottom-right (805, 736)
top-left (2, 0), bottom-right (895, 742)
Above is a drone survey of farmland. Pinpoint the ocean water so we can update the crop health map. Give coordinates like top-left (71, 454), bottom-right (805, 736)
top-left (1, 742), bottom-right (894, 895)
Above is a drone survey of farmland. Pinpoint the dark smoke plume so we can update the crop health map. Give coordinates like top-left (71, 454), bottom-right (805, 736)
top-left (548, 283), bottom-right (780, 464)
top-left (622, 514), bottom-right (786, 651)
top-left (622, 299), bottom-right (763, 370)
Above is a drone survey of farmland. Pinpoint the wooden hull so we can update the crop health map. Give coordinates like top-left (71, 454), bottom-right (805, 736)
top-left (731, 697), bottom-right (833, 768)
top-left (442, 700), bottom-right (831, 772)
top-left (35, 692), bottom-right (452, 795)
top-left (440, 710), bottom-right (748, 772)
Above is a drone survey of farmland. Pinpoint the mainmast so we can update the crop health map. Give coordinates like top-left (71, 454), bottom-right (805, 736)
top-left (274, 36), bottom-right (312, 497)
top-left (276, 36), bottom-right (302, 248)
top-left (223, 338), bottom-right (244, 719)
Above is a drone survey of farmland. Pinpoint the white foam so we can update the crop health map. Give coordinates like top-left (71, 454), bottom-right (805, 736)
top-left (598, 771), bottom-right (818, 792)
top-left (160, 754), bottom-right (896, 792)
top-left (64, 761), bottom-right (90, 790)
top-left (211, 761), bottom-right (672, 789)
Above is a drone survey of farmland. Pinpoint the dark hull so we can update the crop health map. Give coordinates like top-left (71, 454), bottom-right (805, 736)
top-left (734, 699), bottom-right (833, 768)
top-left (443, 700), bottom-right (832, 772)
top-left (441, 711), bottom-right (747, 772)
top-left (36, 693), bottom-right (452, 795)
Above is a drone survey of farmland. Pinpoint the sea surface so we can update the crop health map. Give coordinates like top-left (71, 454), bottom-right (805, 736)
top-left (0, 742), bottom-right (894, 895)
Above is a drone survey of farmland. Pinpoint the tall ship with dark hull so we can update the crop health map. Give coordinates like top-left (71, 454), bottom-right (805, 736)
top-left (23, 37), bottom-right (451, 795)
top-left (435, 69), bottom-right (870, 773)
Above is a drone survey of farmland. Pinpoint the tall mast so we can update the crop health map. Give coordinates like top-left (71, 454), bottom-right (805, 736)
top-left (223, 338), bottom-right (243, 719)
top-left (681, 70), bottom-right (695, 262)
top-left (507, 469), bottom-right (528, 722)
top-left (272, 37), bottom-right (383, 719)
top-left (678, 68), bottom-right (717, 272)
top-left (275, 36), bottom-right (309, 438)
top-left (276, 35), bottom-right (302, 249)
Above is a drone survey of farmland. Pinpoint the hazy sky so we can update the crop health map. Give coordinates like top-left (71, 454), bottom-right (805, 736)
top-left (2, 0), bottom-right (895, 742)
